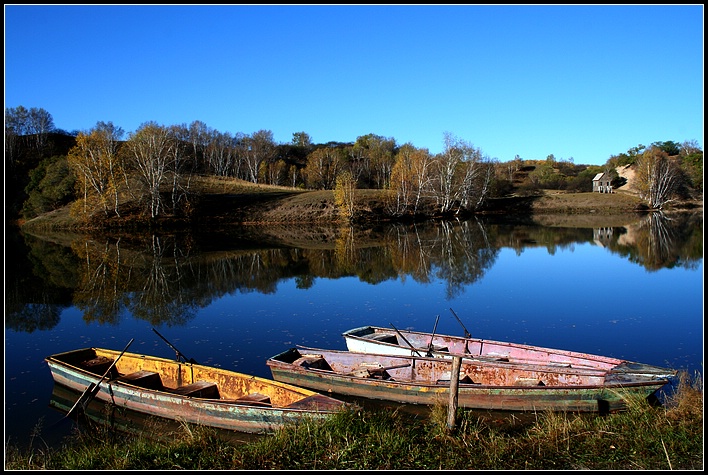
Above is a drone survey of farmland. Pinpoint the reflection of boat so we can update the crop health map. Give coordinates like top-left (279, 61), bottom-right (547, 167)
top-left (49, 383), bottom-right (263, 444)
top-left (267, 346), bottom-right (675, 413)
top-left (342, 325), bottom-right (677, 378)
top-left (46, 347), bottom-right (349, 434)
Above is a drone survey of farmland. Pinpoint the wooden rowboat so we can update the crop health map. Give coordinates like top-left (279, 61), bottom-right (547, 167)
top-left (266, 346), bottom-right (674, 413)
top-left (46, 347), bottom-right (349, 434)
top-left (342, 325), bottom-right (677, 378)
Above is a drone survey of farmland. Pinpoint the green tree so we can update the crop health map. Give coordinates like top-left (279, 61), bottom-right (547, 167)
top-left (292, 131), bottom-right (312, 148)
top-left (21, 156), bottom-right (75, 219)
top-left (651, 140), bottom-right (681, 157)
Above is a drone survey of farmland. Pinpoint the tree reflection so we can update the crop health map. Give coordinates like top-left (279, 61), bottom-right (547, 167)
top-left (612, 212), bottom-right (704, 271)
top-left (7, 211), bottom-right (702, 332)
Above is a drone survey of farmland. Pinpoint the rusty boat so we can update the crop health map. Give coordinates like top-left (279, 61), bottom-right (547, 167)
top-left (342, 325), bottom-right (677, 379)
top-left (266, 346), bottom-right (675, 413)
top-left (46, 347), bottom-right (349, 434)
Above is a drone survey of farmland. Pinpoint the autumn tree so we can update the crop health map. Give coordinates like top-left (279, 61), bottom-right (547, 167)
top-left (679, 139), bottom-right (703, 192)
top-left (430, 132), bottom-right (492, 214)
top-left (166, 124), bottom-right (193, 213)
top-left (354, 133), bottom-right (397, 188)
top-left (187, 120), bottom-right (210, 171)
top-left (124, 122), bottom-right (184, 218)
top-left (346, 142), bottom-right (370, 186)
top-left (238, 129), bottom-right (276, 184)
top-left (5, 105), bottom-right (29, 171)
top-left (634, 145), bottom-right (686, 209)
top-left (505, 155), bottom-right (523, 181)
top-left (304, 146), bottom-right (343, 189)
top-left (459, 152), bottom-right (494, 211)
top-left (388, 143), bottom-right (433, 216)
top-left (283, 131), bottom-right (314, 187)
top-left (204, 129), bottom-right (236, 177)
top-left (334, 170), bottom-right (356, 220)
top-left (5, 105), bottom-right (56, 168)
top-left (67, 121), bottom-right (125, 217)
top-left (28, 107), bottom-right (55, 153)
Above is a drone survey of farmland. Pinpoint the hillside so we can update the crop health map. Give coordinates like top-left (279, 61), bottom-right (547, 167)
top-left (18, 165), bottom-right (702, 232)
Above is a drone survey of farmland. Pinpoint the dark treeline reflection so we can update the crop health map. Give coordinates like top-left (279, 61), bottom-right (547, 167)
top-left (6, 212), bottom-right (702, 333)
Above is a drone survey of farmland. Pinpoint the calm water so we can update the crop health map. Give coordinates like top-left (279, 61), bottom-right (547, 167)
top-left (5, 212), bottom-right (703, 450)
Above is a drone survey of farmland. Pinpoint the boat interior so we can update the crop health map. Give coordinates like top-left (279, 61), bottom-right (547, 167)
top-left (55, 348), bottom-right (290, 407)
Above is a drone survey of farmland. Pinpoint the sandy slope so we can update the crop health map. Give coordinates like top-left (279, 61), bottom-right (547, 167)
top-left (614, 164), bottom-right (638, 195)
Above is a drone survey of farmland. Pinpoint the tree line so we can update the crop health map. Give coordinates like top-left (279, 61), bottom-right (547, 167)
top-left (5, 105), bottom-right (703, 224)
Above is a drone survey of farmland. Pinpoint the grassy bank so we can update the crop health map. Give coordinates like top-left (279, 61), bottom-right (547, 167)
top-left (6, 371), bottom-right (702, 470)
top-left (24, 172), bottom-right (704, 232)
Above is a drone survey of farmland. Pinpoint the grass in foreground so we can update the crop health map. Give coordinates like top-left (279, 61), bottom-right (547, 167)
top-left (5, 371), bottom-right (702, 470)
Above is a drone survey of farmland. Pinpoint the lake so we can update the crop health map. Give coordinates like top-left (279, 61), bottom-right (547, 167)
top-left (4, 211), bottom-right (703, 451)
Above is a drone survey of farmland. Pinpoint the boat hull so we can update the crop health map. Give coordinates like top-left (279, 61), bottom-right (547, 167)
top-left (342, 326), bottom-right (676, 379)
top-left (46, 347), bottom-right (348, 434)
top-left (267, 346), bottom-right (671, 413)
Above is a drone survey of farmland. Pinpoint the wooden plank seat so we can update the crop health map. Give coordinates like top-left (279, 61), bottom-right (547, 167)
top-left (171, 381), bottom-right (220, 398)
top-left (293, 355), bottom-right (333, 371)
top-left (234, 392), bottom-right (271, 406)
top-left (117, 370), bottom-right (163, 390)
top-left (80, 356), bottom-right (115, 376)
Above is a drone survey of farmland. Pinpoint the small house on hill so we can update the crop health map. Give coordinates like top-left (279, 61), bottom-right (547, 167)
top-left (592, 172), bottom-right (612, 193)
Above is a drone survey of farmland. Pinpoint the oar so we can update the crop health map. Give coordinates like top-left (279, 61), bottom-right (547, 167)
top-left (449, 308), bottom-right (472, 339)
top-left (66, 338), bottom-right (134, 419)
top-left (426, 314), bottom-right (441, 357)
top-left (389, 323), bottom-right (423, 357)
top-left (152, 328), bottom-right (197, 364)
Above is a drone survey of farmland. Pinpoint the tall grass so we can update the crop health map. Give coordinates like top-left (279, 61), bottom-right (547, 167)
top-left (5, 371), bottom-right (702, 470)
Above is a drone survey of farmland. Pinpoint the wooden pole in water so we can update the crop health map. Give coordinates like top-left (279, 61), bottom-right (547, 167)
top-left (447, 356), bottom-right (462, 431)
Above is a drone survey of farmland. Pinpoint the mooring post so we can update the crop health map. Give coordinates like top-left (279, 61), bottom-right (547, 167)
top-left (447, 355), bottom-right (462, 431)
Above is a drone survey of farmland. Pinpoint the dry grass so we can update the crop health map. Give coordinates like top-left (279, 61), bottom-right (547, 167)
top-left (6, 372), bottom-right (702, 470)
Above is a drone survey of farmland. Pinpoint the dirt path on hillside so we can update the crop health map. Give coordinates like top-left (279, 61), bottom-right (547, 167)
top-left (614, 164), bottom-right (638, 194)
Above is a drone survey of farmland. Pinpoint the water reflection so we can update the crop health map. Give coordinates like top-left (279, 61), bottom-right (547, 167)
top-left (7, 212), bottom-right (703, 333)
top-left (49, 383), bottom-right (262, 446)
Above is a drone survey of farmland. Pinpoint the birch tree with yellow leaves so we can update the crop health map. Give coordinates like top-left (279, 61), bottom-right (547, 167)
top-left (67, 121), bottom-right (125, 217)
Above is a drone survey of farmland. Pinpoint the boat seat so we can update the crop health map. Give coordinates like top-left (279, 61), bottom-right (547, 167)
top-left (234, 392), bottom-right (271, 406)
top-left (371, 333), bottom-right (398, 344)
top-left (117, 370), bottom-right (163, 390)
top-left (293, 355), bottom-right (333, 371)
top-left (172, 381), bottom-right (220, 398)
top-left (80, 356), bottom-right (115, 376)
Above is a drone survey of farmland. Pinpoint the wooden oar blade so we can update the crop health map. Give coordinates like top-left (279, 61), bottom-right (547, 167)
top-left (66, 382), bottom-right (96, 418)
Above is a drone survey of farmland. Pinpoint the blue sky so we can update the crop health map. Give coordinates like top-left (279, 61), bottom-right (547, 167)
top-left (4, 5), bottom-right (703, 165)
